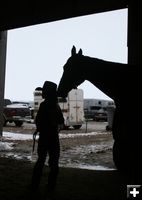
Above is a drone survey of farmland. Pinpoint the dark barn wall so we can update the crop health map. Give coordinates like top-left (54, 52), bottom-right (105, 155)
top-left (0, 1), bottom-right (127, 31)
top-left (128, 1), bottom-right (142, 64)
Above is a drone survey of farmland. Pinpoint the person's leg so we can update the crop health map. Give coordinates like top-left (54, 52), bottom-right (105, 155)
top-left (31, 143), bottom-right (48, 190)
top-left (47, 142), bottom-right (60, 190)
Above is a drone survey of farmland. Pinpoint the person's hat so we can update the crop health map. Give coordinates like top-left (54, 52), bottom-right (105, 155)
top-left (42, 81), bottom-right (57, 98)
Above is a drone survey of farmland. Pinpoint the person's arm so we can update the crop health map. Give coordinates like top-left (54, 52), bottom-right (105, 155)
top-left (35, 103), bottom-right (44, 132)
top-left (57, 104), bottom-right (65, 130)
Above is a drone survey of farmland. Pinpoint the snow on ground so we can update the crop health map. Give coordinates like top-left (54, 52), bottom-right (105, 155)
top-left (62, 164), bottom-right (115, 171)
top-left (1, 131), bottom-right (114, 171)
top-left (2, 131), bottom-right (106, 141)
top-left (60, 132), bottom-right (107, 139)
top-left (0, 142), bottom-right (14, 151)
top-left (1, 131), bottom-right (107, 152)
top-left (2, 132), bottom-right (34, 140)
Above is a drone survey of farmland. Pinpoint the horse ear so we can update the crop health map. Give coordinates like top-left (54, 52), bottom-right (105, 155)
top-left (71, 45), bottom-right (76, 56)
top-left (78, 48), bottom-right (83, 55)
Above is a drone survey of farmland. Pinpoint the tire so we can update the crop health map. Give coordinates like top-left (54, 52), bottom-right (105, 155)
top-left (14, 121), bottom-right (23, 127)
top-left (2, 115), bottom-right (7, 126)
top-left (106, 125), bottom-right (111, 131)
top-left (73, 125), bottom-right (82, 129)
top-left (64, 125), bottom-right (69, 130)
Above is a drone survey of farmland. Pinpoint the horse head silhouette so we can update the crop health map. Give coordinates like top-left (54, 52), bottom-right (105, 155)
top-left (58, 45), bottom-right (131, 100)
top-left (57, 46), bottom-right (85, 97)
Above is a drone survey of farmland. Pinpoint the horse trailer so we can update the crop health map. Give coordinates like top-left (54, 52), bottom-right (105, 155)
top-left (33, 88), bottom-right (84, 129)
top-left (84, 98), bottom-right (114, 121)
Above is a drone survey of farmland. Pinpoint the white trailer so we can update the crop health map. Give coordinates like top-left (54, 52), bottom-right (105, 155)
top-left (59, 89), bottom-right (84, 129)
top-left (84, 98), bottom-right (114, 120)
top-left (33, 88), bottom-right (84, 129)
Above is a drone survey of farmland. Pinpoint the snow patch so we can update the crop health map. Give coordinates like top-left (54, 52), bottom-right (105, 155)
top-left (0, 142), bottom-right (14, 151)
top-left (60, 132), bottom-right (106, 139)
top-left (2, 131), bottom-right (105, 141)
top-left (61, 164), bottom-right (115, 171)
top-left (3, 132), bottom-right (34, 141)
top-left (1, 131), bottom-right (114, 171)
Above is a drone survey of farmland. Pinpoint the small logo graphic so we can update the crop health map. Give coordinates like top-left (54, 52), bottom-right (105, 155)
top-left (127, 185), bottom-right (141, 199)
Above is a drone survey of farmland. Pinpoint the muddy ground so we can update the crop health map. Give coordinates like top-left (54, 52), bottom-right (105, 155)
top-left (2, 121), bottom-right (115, 170)
top-left (1, 122), bottom-right (133, 200)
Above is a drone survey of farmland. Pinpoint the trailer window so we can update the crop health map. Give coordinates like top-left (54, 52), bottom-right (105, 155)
top-left (90, 106), bottom-right (101, 110)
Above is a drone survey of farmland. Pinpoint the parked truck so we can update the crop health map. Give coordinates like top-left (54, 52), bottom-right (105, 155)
top-left (3, 99), bottom-right (31, 127)
top-left (33, 88), bottom-right (84, 129)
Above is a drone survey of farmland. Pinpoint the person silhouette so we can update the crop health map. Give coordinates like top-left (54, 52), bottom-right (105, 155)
top-left (31, 81), bottom-right (64, 192)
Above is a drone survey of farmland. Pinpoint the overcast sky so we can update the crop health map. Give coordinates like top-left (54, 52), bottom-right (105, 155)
top-left (4, 8), bottom-right (128, 102)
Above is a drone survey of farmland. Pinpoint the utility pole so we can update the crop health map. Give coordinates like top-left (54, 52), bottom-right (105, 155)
top-left (0, 31), bottom-right (7, 137)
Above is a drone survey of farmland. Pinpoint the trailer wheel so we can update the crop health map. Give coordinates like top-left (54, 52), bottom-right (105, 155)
top-left (2, 115), bottom-right (7, 126)
top-left (73, 125), bottom-right (82, 129)
top-left (64, 125), bottom-right (69, 130)
top-left (15, 121), bottom-right (23, 127)
top-left (106, 125), bottom-right (111, 131)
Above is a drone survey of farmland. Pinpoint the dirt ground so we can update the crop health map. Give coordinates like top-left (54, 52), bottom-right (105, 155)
top-left (0, 122), bottom-right (134, 200)
top-left (0, 157), bottom-right (131, 200)
top-left (2, 121), bottom-right (115, 170)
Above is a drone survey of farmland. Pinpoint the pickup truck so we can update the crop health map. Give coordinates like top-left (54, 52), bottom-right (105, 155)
top-left (3, 99), bottom-right (31, 127)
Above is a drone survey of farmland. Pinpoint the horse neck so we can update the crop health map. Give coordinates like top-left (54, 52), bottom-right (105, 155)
top-left (81, 56), bottom-right (127, 100)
